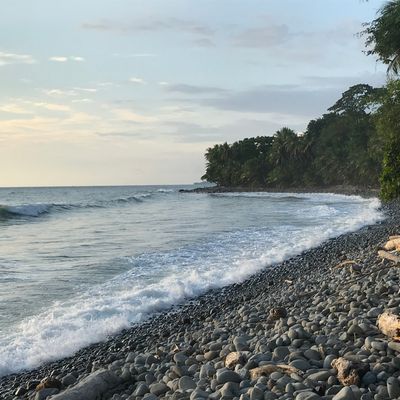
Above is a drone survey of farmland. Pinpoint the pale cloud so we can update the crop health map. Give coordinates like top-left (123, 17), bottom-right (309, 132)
top-left (32, 102), bottom-right (71, 112)
top-left (129, 77), bottom-right (146, 84)
top-left (82, 17), bottom-right (217, 50)
top-left (234, 24), bottom-right (290, 48)
top-left (232, 17), bottom-right (366, 68)
top-left (73, 87), bottom-right (97, 93)
top-left (159, 105), bottom-right (195, 114)
top-left (49, 56), bottom-right (68, 62)
top-left (42, 89), bottom-right (79, 97)
top-left (111, 108), bottom-right (157, 123)
top-left (72, 98), bottom-right (93, 103)
top-left (0, 100), bottom-right (70, 115)
top-left (0, 103), bottom-right (33, 115)
top-left (65, 111), bottom-right (99, 124)
top-left (0, 107), bottom-right (104, 143)
top-left (0, 116), bottom-right (59, 140)
top-left (165, 83), bottom-right (227, 95)
top-left (0, 51), bottom-right (36, 66)
top-left (82, 18), bottom-right (214, 37)
top-left (96, 82), bottom-right (115, 87)
top-left (113, 53), bottom-right (156, 58)
top-left (302, 72), bottom-right (386, 89)
top-left (192, 38), bottom-right (215, 47)
top-left (164, 82), bottom-right (343, 118)
top-left (193, 84), bottom-right (339, 117)
top-left (49, 56), bottom-right (85, 62)
top-left (158, 81), bottom-right (169, 86)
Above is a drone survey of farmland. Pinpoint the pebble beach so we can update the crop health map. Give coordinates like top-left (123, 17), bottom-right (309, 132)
top-left (1, 198), bottom-right (400, 400)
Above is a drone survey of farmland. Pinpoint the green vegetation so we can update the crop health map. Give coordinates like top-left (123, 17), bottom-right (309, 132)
top-left (364, 0), bottom-right (400, 199)
top-left (363, 0), bottom-right (400, 75)
top-left (202, 0), bottom-right (400, 199)
top-left (202, 85), bottom-right (380, 188)
top-left (376, 80), bottom-right (400, 199)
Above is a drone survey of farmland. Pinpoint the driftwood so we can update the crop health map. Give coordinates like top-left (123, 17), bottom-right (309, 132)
top-left (333, 260), bottom-right (358, 269)
top-left (383, 238), bottom-right (400, 251)
top-left (331, 357), bottom-right (368, 386)
top-left (378, 250), bottom-right (400, 264)
top-left (377, 311), bottom-right (400, 341)
top-left (249, 364), bottom-right (303, 380)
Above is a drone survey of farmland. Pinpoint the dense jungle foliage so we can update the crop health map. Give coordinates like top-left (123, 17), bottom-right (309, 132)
top-left (201, 0), bottom-right (400, 200)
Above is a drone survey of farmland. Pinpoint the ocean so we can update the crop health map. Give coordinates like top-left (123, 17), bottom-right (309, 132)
top-left (0, 185), bottom-right (383, 377)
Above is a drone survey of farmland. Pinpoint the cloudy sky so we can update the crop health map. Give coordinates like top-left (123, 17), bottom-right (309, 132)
top-left (0, 0), bottom-right (387, 186)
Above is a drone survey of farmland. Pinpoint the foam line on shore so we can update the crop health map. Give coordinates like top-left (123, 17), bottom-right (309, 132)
top-left (0, 195), bottom-right (383, 377)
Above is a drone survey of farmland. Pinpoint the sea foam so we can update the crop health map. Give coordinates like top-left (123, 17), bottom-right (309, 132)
top-left (0, 193), bottom-right (383, 377)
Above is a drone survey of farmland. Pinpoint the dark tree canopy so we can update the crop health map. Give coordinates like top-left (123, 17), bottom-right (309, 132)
top-left (328, 84), bottom-right (380, 115)
top-left (201, 87), bottom-right (381, 189)
top-left (363, 0), bottom-right (400, 74)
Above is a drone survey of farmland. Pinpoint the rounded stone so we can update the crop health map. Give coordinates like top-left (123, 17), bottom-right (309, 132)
top-left (290, 359), bottom-right (311, 371)
top-left (216, 369), bottom-right (242, 384)
top-left (307, 370), bottom-right (331, 382)
top-left (387, 377), bottom-right (400, 399)
top-left (295, 391), bottom-right (321, 400)
top-left (304, 349), bottom-right (321, 361)
top-left (362, 371), bottom-right (377, 386)
top-left (149, 382), bottom-right (168, 396)
top-left (179, 376), bottom-right (196, 391)
top-left (272, 347), bottom-right (290, 361)
top-left (332, 386), bottom-right (356, 400)
top-left (134, 383), bottom-right (149, 397)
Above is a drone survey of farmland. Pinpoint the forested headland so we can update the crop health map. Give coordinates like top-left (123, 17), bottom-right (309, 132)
top-left (201, 0), bottom-right (400, 200)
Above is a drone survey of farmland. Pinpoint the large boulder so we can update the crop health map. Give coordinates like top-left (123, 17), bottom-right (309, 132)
top-left (49, 370), bottom-right (120, 400)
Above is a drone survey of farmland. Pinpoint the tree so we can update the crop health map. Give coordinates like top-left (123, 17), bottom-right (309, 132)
top-left (361, 1), bottom-right (400, 199)
top-left (363, 0), bottom-right (400, 74)
top-left (375, 79), bottom-right (400, 199)
top-left (328, 84), bottom-right (381, 115)
top-left (268, 128), bottom-right (308, 186)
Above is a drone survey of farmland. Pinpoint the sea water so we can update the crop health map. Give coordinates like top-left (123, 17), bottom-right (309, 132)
top-left (0, 185), bottom-right (383, 376)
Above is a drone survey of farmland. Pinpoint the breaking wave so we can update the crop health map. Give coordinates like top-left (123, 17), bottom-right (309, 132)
top-left (0, 192), bottom-right (167, 219)
top-left (0, 193), bottom-right (383, 376)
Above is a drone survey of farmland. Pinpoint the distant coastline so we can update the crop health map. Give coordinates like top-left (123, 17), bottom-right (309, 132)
top-left (180, 184), bottom-right (380, 199)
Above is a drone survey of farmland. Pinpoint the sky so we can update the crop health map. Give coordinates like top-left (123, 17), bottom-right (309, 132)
top-left (0, 0), bottom-right (388, 186)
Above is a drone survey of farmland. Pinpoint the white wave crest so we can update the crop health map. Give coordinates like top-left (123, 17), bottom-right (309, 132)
top-left (0, 194), bottom-right (383, 377)
top-left (1, 204), bottom-right (52, 217)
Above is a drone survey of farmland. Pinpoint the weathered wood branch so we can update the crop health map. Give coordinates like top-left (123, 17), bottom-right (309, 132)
top-left (378, 250), bottom-right (400, 264)
top-left (383, 238), bottom-right (400, 251)
top-left (249, 364), bottom-right (303, 380)
top-left (333, 260), bottom-right (358, 269)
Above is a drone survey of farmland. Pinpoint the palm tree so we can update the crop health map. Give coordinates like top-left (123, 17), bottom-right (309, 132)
top-left (363, 0), bottom-right (400, 75)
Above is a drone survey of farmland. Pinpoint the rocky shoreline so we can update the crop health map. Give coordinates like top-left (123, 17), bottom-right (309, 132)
top-left (1, 199), bottom-right (400, 400)
top-left (179, 186), bottom-right (380, 199)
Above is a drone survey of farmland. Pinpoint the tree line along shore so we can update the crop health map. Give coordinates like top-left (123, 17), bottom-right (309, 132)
top-left (201, 1), bottom-right (400, 202)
